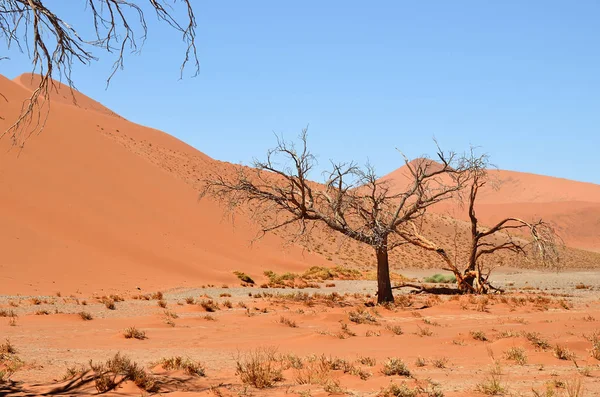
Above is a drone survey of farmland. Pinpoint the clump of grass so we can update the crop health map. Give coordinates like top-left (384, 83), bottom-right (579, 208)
top-left (476, 373), bottom-right (505, 395)
top-left (164, 310), bottom-right (178, 319)
top-left (504, 347), bottom-right (527, 365)
top-left (523, 332), bottom-right (550, 350)
top-left (202, 314), bottom-right (216, 321)
top-left (423, 318), bottom-right (441, 327)
top-left (279, 316), bottom-right (298, 328)
top-left (157, 300), bottom-right (167, 308)
top-left (35, 309), bottom-right (50, 315)
top-left (423, 273), bottom-right (456, 284)
top-left (0, 339), bottom-right (17, 354)
top-left (235, 347), bottom-right (283, 388)
top-left (381, 358), bottom-right (411, 377)
top-left (415, 357), bottom-right (426, 367)
top-left (471, 330), bottom-right (488, 341)
top-left (151, 291), bottom-right (163, 300)
top-left (79, 311), bottom-right (93, 321)
top-left (123, 326), bottom-right (147, 340)
top-left (590, 337), bottom-right (600, 360)
top-left (30, 297), bottom-right (42, 305)
top-left (158, 356), bottom-right (206, 376)
top-left (234, 271), bottom-right (255, 285)
top-left (0, 309), bottom-right (17, 318)
top-left (553, 344), bottom-right (575, 360)
top-left (416, 325), bottom-right (433, 337)
top-left (222, 300), bottom-right (233, 309)
top-left (199, 299), bottom-right (219, 312)
top-left (185, 296), bottom-right (195, 305)
top-left (379, 382), bottom-right (417, 397)
top-left (104, 300), bottom-right (116, 310)
top-left (366, 329), bottom-right (381, 337)
top-left (348, 307), bottom-right (378, 324)
top-left (357, 356), bottom-right (376, 366)
top-left (386, 324), bottom-right (403, 335)
top-left (88, 353), bottom-right (157, 392)
top-left (432, 357), bottom-right (449, 369)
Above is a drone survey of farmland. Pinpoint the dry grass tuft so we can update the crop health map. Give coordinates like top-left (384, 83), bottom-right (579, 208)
top-left (523, 332), bottom-right (550, 350)
top-left (553, 344), bottom-right (575, 360)
top-left (381, 358), bottom-right (411, 377)
top-left (279, 316), bottom-right (298, 328)
top-left (348, 307), bottom-right (378, 324)
top-left (235, 347), bottom-right (283, 388)
top-left (158, 356), bottom-right (206, 376)
top-left (89, 353), bottom-right (157, 392)
top-left (470, 330), bottom-right (488, 341)
top-left (504, 347), bottom-right (527, 365)
top-left (123, 326), bottom-right (147, 340)
top-left (79, 311), bottom-right (93, 321)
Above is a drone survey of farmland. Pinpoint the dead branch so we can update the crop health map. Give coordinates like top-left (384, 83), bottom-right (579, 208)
top-left (0, 0), bottom-right (198, 147)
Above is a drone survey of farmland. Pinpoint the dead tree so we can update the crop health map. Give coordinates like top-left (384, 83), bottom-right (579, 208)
top-left (397, 151), bottom-right (561, 293)
top-left (200, 130), bottom-right (471, 303)
top-left (0, 0), bottom-right (198, 146)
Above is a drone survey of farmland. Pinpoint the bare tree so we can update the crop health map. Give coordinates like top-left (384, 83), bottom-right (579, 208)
top-left (397, 150), bottom-right (562, 293)
top-left (0, 0), bottom-right (198, 146)
top-left (200, 129), bottom-right (471, 303)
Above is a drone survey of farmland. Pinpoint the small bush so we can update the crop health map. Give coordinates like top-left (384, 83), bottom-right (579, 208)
top-left (152, 291), bottom-right (164, 300)
top-left (35, 309), bottom-right (50, 315)
top-left (202, 314), bottom-right (216, 321)
top-left (476, 373), bottom-right (505, 395)
top-left (235, 347), bottom-right (283, 388)
top-left (223, 300), bottom-right (233, 309)
top-left (79, 311), bottom-right (93, 321)
top-left (415, 357), bottom-right (426, 367)
top-left (234, 271), bottom-right (255, 284)
top-left (553, 344), bottom-right (575, 360)
top-left (357, 356), bottom-right (376, 366)
top-left (471, 330), bottom-right (488, 341)
top-left (504, 347), bottom-right (527, 365)
top-left (382, 358), bottom-right (411, 377)
top-left (104, 300), bottom-right (116, 310)
top-left (379, 382), bottom-right (417, 397)
top-left (89, 353), bottom-right (157, 392)
top-left (279, 316), bottom-right (298, 328)
top-left (386, 325), bottom-right (403, 335)
top-left (185, 296), bottom-right (195, 305)
top-left (348, 307), bottom-right (378, 324)
top-left (158, 356), bottom-right (206, 376)
top-left (157, 300), bottom-right (167, 308)
top-left (423, 274), bottom-right (456, 284)
top-left (432, 357), bottom-right (448, 368)
top-left (0, 339), bottom-right (17, 354)
top-left (416, 325), bottom-right (433, 337)
top-left (199, 299), bottom-right (219, 312)
top-left (523, 332), bottom-right (550, 350)
top-left (123, 326), bottom-right (147, 340)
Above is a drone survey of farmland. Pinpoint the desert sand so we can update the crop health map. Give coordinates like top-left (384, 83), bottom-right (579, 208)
top-left (1, 74), bottom-right (600, 396)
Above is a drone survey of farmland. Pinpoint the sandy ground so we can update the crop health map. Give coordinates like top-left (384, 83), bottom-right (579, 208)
top-left (2, 268), bottom-right (600, 396)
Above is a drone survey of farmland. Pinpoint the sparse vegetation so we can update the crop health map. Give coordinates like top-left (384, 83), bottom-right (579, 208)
top-left (234, 271), bottom-right (255, 285)
top-left (424, 274), bottom-right (457, 284)
top-left (349, 307), bottom-right (378, 324)
top-left (157, 300), bottom-right (167, 308)
top-left (123, 326), bottom-right (147, 340)
top-left (88, 353), bottom-right (157, 392)
top-left (432, 357), bottom-right (449, 368)
top-left (387, 324), bottom-right (404, 335)
top-left (157, 356), bottom-right (206, 376)
top-left (235, 347), bottom-right (283, 388)
top-left (553, 344), bottom-right (575, 360)
top-left (504, 347), bottom-right (527, 365)
top-left (381, 358), bottom-right (411, 377)
top-left (524, 332), bottom-right (550, 350)
top-left (471, 330), bottom-right (488, 341)
top-left (79, 311), bottom-right (93, 321)
top-left (279, 316), bottom-right (298, 328)
top-left (200, 299), bottom-right (219, 312)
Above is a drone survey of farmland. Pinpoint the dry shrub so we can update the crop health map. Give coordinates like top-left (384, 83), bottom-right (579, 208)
top-left (123, 326), bottom-right (147, 340)
top-left (378, 382), bottom-right (417, 397)
top-left (223, 300), bottom-right (233, 309)
top-left (294, 355), bottom-right (331, 385)
top-left (553, 344), bottom-right (575, 360)
top-left (158, 356), bottom-right (206, 376)
top-left (151, 291), bottom-right (164, 300)
top-left (381, 358), bottom-right (411, 377)
top-left (504, 347), bottom-right (527, 365)
top-left (279, 316), bottom-right (298, 328)
top-left (523, 332), bottom-right (550, 350)
top-left (185, 296), bottom-right (195, 305)
top-left (235, 347), bottom-right (283, 388)
top-left (357, 356), bottom-right (376, 366)
top-left (79, 311), bottom-right (93, 321)
top-left (89, 353), bottom-right (157, 393)
top-left (432, 357), bottom-right (449, 369)
top-left (387, 324), bottom-right (403, 335)
top-left (0, 340), bottom-right (23, 383)
top-left (157, 300), bottom-right (167, 308)
top-left (348, 307), bottom-right (378, 324)
top-left (470, 330), bottom-right (488, 341)
top-left (200, 299), bottom-right (220, 312)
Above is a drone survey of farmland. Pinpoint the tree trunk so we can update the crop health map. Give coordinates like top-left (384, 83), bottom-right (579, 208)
top-left (376, 245), bottom-right (394, 304)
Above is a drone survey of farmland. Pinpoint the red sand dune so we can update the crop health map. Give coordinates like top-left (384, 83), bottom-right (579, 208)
top-left (382, 162), bottom-right (600, 252)
top-left (0, 74), bottom-right (329, 296)
top-left (1, 73), bottom-right (599, 297)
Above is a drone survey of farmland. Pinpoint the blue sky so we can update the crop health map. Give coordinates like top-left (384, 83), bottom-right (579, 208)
top-left (3, 1), bottom-right (599, 184)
